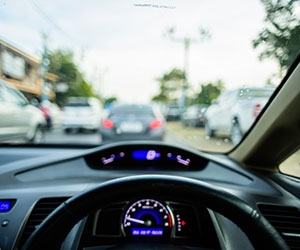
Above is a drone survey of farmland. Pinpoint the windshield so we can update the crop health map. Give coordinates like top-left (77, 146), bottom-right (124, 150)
top-left (0, 0), bottom-right (299, 152)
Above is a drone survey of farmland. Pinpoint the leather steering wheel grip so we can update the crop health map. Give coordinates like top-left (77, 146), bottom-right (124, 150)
top-left (22, 175), bottom-right (289, 250)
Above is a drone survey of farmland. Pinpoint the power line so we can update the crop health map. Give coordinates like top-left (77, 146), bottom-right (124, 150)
top-left (26, 0), bottom-right (80, 45)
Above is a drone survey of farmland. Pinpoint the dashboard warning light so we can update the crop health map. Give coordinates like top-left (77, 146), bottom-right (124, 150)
top-left (181, 221), bottom-right (186, 226)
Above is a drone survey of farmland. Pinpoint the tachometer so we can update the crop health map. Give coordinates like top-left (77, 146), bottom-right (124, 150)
top-left (123, 199), bottom-right (173, 237)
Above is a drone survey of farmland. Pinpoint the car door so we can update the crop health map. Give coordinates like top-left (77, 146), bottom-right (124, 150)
top-left (213, 91), bottom-right (235, 133)
top-left (3, 86), bottom-right (31, 138)
top-left (0, 84), bottom-right (22, 141)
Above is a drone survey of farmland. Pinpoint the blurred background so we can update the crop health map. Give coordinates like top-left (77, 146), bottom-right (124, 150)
top-left (0, 0), bottom-right (299, 156)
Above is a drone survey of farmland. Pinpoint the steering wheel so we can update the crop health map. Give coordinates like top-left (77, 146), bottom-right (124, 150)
top-left (22, 175), bottom-right (288, 250)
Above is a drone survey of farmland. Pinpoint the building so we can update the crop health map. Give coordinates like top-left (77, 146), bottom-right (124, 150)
top-left (0, 39), bottom-right (57, 101)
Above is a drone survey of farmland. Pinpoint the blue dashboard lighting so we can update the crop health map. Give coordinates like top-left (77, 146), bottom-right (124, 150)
top-left (132, 150), bottom-right (160, 160)
top-left (0, 201), bottom-right (12, 212)
top-left (131, 228), bottom-right (163, 236)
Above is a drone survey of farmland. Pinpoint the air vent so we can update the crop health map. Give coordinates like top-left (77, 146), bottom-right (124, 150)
top-left (18, 197), bottom-right (69, 248)
top-left (258, 204), bottom-right (300, 250)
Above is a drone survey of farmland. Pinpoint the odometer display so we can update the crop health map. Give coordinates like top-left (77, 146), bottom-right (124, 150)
top-left (123, 199), bottom-right (173, 237)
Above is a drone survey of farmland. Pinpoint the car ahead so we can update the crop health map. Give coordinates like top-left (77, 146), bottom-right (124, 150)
top-left (62, 97), bottom-right (102, 133)
top-left (204, 87), bottom-right (275, 145)
top-left (166, 103), bottom-right (181, 121)
top-left (182, 104), bottom-right (208, 127)
top-left (100, 104), bottom-right (165, 142)
top-left (0, 80), bottom-right (46, 143)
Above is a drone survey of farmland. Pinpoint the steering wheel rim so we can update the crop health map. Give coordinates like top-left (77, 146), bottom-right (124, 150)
top-left (22, 175), bottom-right (289, 250)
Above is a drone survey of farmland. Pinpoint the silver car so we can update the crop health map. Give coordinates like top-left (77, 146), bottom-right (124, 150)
top-left (0, 80), bottom-right (46, 143)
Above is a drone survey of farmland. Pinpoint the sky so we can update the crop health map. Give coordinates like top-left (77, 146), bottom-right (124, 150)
top-left (0, 0), bottom-right (280, 102)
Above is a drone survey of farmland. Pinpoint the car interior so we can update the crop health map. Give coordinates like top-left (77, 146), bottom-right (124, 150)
top-left (1, 1), bottom-right (300, 250)
top-left (0, 55), bottom-right (299, 250)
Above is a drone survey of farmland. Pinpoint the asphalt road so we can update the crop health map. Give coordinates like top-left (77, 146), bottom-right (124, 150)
top-left (43, 122), bottom-right (234, 153)
top-left (43, 128), bottom-right (183, 145)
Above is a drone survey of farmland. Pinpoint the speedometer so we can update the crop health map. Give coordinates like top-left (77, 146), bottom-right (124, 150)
top-left (122, 199), bottom-right (174, 237)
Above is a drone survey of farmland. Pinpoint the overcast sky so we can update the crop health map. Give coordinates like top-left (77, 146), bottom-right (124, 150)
top-left (0, 0), bottom-right (280, 102)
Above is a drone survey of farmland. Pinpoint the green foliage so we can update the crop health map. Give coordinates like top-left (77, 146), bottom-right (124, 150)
top-left (253, 0), bottom-right (300, 70)
top-left (48, 50), bottom-right (77, 83)
top-left (48, 49), bottom-right (98, 105)
top-left (195, 80), bottom-right (224, 105)
top-left (68, 79), bottom-right (95, 98)
top-left (152, 68), bottom-right (185, 103)
top-left (104, 97), bottom-right (118, 106)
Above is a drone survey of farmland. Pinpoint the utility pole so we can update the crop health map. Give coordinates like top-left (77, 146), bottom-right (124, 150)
top-left (165, 27), bottom-right (210, 113)
top-left (40, 33), bottom-right (50, 101)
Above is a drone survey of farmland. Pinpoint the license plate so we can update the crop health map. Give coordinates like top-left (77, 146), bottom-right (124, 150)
top-left (120, 121), bottom-right (143, 133)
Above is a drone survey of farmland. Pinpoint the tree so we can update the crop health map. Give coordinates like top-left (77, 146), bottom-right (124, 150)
top-left (103, 96), bottom-right (118, 109)
top-left (68, 79), bottom-right (96, 98)
top-left (252, 0), bottom-right (300, 70)
top-left (195, 80), bottom-right (224, 105)
top-left (152, 68), bottom-right (186, 103)
top-left (48, 49), bottom-right (98, 105)
top-left (48, 49), bottom-right (77, 84)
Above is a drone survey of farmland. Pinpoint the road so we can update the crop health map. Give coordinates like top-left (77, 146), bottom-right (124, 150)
top-left (43, 122), bottom-right (234, 153)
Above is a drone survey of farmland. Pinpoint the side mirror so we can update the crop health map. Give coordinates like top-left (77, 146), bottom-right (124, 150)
top-left (30, 98), bottom-right (39, 107)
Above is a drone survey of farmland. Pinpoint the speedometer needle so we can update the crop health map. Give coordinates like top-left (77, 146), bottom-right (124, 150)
top-left (126, 217), bottom-right (145, 224)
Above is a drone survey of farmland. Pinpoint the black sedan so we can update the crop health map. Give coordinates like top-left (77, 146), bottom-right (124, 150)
top-left (100, 104), bottom-right (165, 143)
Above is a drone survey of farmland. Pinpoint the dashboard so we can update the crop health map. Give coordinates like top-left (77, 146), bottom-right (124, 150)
top-left (0, 142), bottom-right (300, 250)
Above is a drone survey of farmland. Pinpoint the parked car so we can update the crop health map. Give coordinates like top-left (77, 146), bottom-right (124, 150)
top-left (182, 104), bottom-right (208, 127)
top-left (0, 80), bottom-right (46, 143)
top-left (62, 97), bottom-right (102, 133)
top-left (40, 100), bottom-right (62, 129)
top-left (166, 103), bottom-right (181, 121)
top-left (100, 104), bottom-right (165, 143)
top-left (205, 87), bottom-right (275, 145)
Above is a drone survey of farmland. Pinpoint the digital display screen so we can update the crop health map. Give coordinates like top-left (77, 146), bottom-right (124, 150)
top-left (0, 201), bottom-right (12, 212)
top-left (101, 152), bottom-right (125, 165)
top-left (167, 153), bottom-right (190, 166)
top-left (132, 150), bottom-right (160, 160)
top-left (131, 228), bottom-right (163, 236)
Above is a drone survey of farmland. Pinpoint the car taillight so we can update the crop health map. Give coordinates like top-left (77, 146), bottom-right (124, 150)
top-left (253, 104), bottom-right (261, 118)
top-left (102, 119), bottom-right (114, 129)
top-left (150, 119), bottom-right (163, 130)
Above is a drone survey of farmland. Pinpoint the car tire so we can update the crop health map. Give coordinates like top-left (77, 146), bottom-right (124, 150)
top-left (191, 120), bottom-right (197, 128)
top-left (30, 125), bottom-right (45, 143)
top-left (205, 121), bottom-right (215, 137)
top-left (63, 128), bottom-right (72, 134)
top-left (231, 121), bottom-right (243, 145)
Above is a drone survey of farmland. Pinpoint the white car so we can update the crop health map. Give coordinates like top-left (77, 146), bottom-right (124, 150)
top-left (0, 80), bottom-right (46, 143)
top-left (62, 97), bottom-right (102, 133)
top-left (205, 87), bottom-right (275, 145)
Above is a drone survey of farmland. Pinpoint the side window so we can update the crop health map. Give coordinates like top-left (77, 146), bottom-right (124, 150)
top-left (217, 92), bottom-right (230, 104)
top-left (5, 87), bottom-right (27, 106)
top-left (279, 148), bottom-right (300, 178)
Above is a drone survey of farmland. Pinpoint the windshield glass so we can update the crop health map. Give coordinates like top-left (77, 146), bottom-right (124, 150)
top-left (0, 0), bottom-right (299, 152)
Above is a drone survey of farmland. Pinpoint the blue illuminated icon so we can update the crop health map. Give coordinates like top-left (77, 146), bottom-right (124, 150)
top-left (131, 228), bottom-right (163, 236)
top-left (0, 201), bottom-right (11, 212)
top-left (132, 150), bottom-right (160, 160)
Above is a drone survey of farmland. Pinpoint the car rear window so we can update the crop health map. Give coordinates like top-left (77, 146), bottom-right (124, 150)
top-left (111, 105), bottom-right (154, 116)
top-left (64, 102), bottom-right (90, 107)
